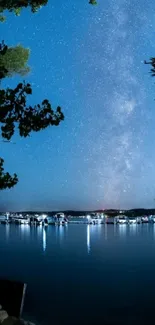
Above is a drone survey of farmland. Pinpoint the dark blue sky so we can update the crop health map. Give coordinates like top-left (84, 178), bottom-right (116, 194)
top-left (1, 0), bottom-right (155, 211)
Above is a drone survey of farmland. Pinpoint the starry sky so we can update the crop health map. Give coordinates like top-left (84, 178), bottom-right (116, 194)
top-left (1, 0), bottom-right (155, 211)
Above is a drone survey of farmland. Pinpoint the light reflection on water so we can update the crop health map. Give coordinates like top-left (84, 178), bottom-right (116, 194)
top-left (128, 224), bottom-right (138, 236)
top-left (55, 225), bottom-right (65, 245)
top-left (4, 223), bottom-right (155, 253)
top-left (86, 224), bottom-right (102, 254)
top-left (19, 224), bottom-right (30, 234)
top-left (5, 224), bottom-right (10, 242)
top-left (42, 227), bottom-right (47, 252)
top-left (152, 224), bottom-right (155, 239)
top-left (104, 223), bottom-right (108, 240)
top-left (39, 223), bottom-right (155, 255)
top-left (1, 223), bottom-right (155, 325)
top-left (87, 225), bottom-right (90, 254)
top-left (117, 224), bottom-right (127, 237)
top-left (113, 223), bottom-right (117, 236)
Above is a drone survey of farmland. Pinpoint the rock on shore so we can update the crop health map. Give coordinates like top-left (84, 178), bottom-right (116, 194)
top-left (0, 305), bottom-right (35, 325)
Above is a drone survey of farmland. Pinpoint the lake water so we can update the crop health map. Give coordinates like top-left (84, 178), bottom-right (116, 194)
top-left (1, 223), bottom-right (155, 325)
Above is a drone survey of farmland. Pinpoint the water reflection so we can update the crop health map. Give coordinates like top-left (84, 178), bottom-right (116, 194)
top-left (56, 225), bottom-right (66, 245)
top-left (43, 227), bottom-right (47, 252)
top-left (5, 224), bottom-right (10, 242)
top-left (117, 224), bottom-right (127, 237)
top-left (36, 224), bottom-right (42, 234)
top-left (1, 222), bottom-right (155, 325)
top-left (87, 225), bottom-right (90, 254)
top-left (86, 224), bottom-right (102, 254)
top-left (128, 224), bottom-right (137, 236)
top-left (19, 224), bottom-right (30, 237)
top-left (152, 224), bottom-right (155, 239)
top-left (104, 223), bottom-right (108, 240)
top-left (95, 224), bottom-right (102, 235)
top-left (144, 223), bottom-right (149, 233)
top-left (56, 225), bottom-right (63, 235)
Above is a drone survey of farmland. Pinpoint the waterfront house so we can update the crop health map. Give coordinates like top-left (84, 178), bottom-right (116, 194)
top-left (46, 213), bottom-right (67, 225)
top-left (116, 215), bottom-right (128, 224)
top-left (106, 216), bottom-right (115, 224)
top-left (128, 216), bottom-right (137, 224)
top-left (87, 213), bottom-right (103, 225)
top-left (141, 216), bottom-right (149, 223)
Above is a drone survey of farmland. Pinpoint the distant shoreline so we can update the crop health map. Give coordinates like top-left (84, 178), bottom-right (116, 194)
top-left (1, 208), bottom-right (155, 217)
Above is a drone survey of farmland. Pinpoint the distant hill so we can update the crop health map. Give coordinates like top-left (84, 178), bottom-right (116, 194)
top-left (2, 208), bottom-right (155, 217)
top-left (103, 209), bottom-right (155, 217)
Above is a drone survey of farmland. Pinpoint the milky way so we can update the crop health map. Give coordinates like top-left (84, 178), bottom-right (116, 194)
top-left (87, 0), bottom-right (147, 207)
top-left (1, 0), bottom-right (155, 211)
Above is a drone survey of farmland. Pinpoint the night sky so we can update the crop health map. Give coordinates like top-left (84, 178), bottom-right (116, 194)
top-left (1, 0), bottom-right (155, 211)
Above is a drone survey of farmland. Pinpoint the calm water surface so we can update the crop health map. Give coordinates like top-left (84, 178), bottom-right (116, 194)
top-left (1, 224), bottom-right (155, 325)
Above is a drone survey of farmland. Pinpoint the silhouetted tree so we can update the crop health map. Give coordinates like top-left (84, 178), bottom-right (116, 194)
top-left (0, 14), bottom-right (6, 22)
top-left (0, 0), bottom-right (48, 21)
top-left (144, 58), bottom-right (155, 77)
top-left (0, 41), bottom-right (8, 79)
top-left (0, 158), bottom-right (18, 190)
top-left (0, 0), bottom-right (97, 21)
top-left (0, 40), bottom-right (64, 190)
top-left (0, 0), bottom-right (48, 13)
top-left (0, 82), bottom-right (64, 189)
top-left (89, 0), bottom-right (97, 4)
top-left (0, 82), bottom-right (64, 140)
top-left (0, 44), bottom-right (30, 77)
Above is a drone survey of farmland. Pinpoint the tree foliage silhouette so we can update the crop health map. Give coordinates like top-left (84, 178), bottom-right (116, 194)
top-left (0, 82), bottom-right (64, 140)
top-left (0, 0), bottom-right (98, 189)
top-left (144, 58), bottom-right (155, 77)
top-left (0, 42), bottom-right (64, 190)
top-left (0, 0), bottom-right (48, 20)
top-left (0, 158), bottom-right (18, 190)
top-left (0, 41), bottom-right (8, 79)
top-left (89, 0), bottom-right (97, 4)
top-left (0, 44), bottom-right (30, 77)
top-left (0, 0), bottom-right (97, 21)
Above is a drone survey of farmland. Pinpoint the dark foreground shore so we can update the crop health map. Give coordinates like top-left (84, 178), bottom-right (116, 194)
top-left (0, 306), bottom-right (35, 325)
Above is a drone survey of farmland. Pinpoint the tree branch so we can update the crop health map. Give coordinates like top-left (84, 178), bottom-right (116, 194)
top-left (0, 157), bottom-right (18, 190)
